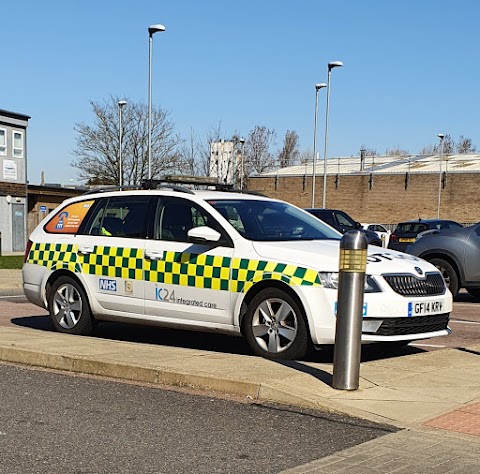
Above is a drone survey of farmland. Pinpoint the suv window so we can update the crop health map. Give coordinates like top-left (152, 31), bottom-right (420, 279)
top-left (336, 211), bottom-right (355, 229)
top-left (84, 196), bottom-right (151, 238)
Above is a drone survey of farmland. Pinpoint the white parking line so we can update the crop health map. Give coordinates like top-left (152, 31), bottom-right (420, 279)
top-left (410, 343), bottom-right (446, 348)
top-left (0, 295), bottom-right (24, 299)
top-left (450, 320), bottom-right (480, 325)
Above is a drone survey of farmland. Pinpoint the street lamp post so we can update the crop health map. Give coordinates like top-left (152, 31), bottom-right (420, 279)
top-left (148, 23), bottom-right (166, 180)
top-left (240, 138), bottom-right (245, 190)
top-left (118, 100), bottom-right (127, 188)
top-left (311, 83), bottom-right (327, 208)
top-left (322, 61), bottom-right (343, 208)
top-left (437, 133), bottom-right (445, 219)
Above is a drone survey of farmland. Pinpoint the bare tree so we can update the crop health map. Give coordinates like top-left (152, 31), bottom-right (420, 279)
top-left (177, 128), bottom-right (201, 176)
top-left (195, 122), bottom-right (224, 177)
top-left (245, 125), bottom-right (277, 176)
top-left (420, 134), bottom-right (456, 155)
top-left (278, 130), bottom-right (300, 167)
top-left (385, 147), bottom-right (410, 156)
top-left (456, 135), bottom-right (476, 154)
top-left (71, 97), bottom-right (183, 185)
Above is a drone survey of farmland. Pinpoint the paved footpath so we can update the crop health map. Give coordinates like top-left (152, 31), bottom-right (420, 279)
top-left (280, 430), bottom-right (480, 473)
top-left (1, 269), bottom-right (480, 472)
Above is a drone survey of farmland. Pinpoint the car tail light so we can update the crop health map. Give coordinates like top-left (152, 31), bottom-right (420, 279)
top-left (390, 234), bottom-right (398, 241)
top-left (24, 239), bottom-right (33, 263)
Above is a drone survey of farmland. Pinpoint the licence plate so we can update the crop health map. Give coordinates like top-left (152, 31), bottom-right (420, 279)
top-left (399, 238), bottom-right (415, 243)
top-left (408, 300), bottom-right (444, 316)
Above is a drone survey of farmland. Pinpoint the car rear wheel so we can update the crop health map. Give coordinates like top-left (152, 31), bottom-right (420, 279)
top-left (48, 276), bottom-right (94, 335)
top-left (429, 258), bottom-right (459, 299)
top-left (243, 288), bottom-right (310, 360)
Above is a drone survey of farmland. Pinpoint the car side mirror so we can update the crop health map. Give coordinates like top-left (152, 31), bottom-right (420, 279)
top-left (188, 226), bottom-right (222, 244)
top-left (355, 221), bottom-right (362, 229)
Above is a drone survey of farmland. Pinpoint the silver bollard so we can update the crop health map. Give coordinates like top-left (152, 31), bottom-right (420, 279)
top-left (332, 230), bottom-right (368, 390)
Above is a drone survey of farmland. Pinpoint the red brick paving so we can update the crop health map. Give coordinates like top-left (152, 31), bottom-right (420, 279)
top-left (424, 402), bottom-right (480, 436)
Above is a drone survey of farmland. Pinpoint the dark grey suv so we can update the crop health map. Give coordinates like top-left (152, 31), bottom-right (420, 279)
top-left (305, 208), bottom-right (382, 246)
top-left (405, 223), bottom-right (480, 298)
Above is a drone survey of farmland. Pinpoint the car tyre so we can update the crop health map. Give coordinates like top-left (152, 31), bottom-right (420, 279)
top-left (243, 288), bottom-right (310, 360)
top-left (48, 276), bottom-right (94, 335)
top-left (466, 288), bottom-right (480, 298)
top-left (429, 258), bottom-right (459, 299)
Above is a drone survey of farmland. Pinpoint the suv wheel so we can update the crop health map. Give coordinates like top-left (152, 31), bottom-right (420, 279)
top-left (429, 258), bottom-right (459, 299)
top-left (48, 276), bottom-right (95, 335)
top-left (466, 287), bottom-right (480, 298)
top-left (243, 288), bottom-right (310, 360)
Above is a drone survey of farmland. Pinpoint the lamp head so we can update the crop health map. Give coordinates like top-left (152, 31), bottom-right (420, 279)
top-left (437, 133), bottom-right (445, 140)
top-left (118, 100), bottom-right (127, 107)
top-left (328, 61), bottom-right (344, 70)
top-left (315, 83), bottom-right (327, 90)
top-left (149, 24), bottom-right (166, 35)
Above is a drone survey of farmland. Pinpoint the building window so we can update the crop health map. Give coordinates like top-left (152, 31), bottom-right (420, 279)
top-left (13, 130), bottom-right (24, 158)
top-left (0, 129), bottom-right (6, 155)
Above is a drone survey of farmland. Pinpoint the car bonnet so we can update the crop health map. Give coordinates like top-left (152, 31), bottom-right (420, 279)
top-left (251, 240), bottom-right (437, 276)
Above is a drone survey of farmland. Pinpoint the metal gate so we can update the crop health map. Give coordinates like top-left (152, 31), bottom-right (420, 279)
top-left (12, 203), bottom-right (25, 252)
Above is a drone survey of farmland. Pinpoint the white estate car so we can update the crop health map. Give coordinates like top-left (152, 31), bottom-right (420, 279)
top-left (362, 223), bottom-right (391, 247)
top-left (23, 183), bottom-right (452, 360)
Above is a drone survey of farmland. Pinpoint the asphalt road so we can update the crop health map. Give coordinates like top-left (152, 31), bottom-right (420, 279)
top-left (0, 363), bottom-right (395, 474)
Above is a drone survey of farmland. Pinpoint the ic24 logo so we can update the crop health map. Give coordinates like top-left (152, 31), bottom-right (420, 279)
top-left (99, 279), bottom-right (117, 291)
top-left (155, 287), bottom-right (176, 302)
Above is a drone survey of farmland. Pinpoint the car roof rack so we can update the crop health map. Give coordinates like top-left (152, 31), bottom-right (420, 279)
top-left (82, 185), bottom-right (141, 195)
top-left (81, 176), bottom-right (264, 196)
top-left (141, 175), bottom-right (234, 192)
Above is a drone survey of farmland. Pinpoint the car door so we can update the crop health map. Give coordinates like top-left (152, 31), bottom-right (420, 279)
top-left (75, 194), bottom-right (152, 316)
top-left (144, 195), bottom-right (234, 325)
top-left (464, 225), bottom-right (480, 283)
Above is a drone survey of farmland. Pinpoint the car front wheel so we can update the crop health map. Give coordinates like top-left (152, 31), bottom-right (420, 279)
top-left (48, 276), bottom-right (94, 335)
top-left (243, 288), bottom-right (310, 360)
top-left (429, 258), bottom-right (459, 299)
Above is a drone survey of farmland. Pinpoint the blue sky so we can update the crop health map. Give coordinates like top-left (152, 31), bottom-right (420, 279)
top-left (1, 0), bottom-right (478, 184)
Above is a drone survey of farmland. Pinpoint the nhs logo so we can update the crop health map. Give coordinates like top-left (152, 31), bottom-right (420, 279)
top-left (99, 279), bottom-right (117, 291)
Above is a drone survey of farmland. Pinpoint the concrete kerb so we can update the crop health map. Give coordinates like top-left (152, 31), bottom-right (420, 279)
top-left (0, 324), bottom-right (392, 424)
top-left (0, 343), bottom-right (386, 424)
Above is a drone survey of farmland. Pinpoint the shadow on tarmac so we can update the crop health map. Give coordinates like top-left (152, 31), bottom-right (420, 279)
top-left (11, 315), bottom-right (426, 364)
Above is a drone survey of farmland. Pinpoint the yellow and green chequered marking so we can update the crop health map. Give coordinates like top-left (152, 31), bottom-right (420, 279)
top-left (80, 245), bottom-right (143, 280)
top-left (28, 244), bottom-right (321, 292)
top-left (27, 242), bottom-right (79, 272)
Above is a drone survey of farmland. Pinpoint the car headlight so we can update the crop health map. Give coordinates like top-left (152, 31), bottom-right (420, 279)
top-left (318, 272), bottom-right (381, 293)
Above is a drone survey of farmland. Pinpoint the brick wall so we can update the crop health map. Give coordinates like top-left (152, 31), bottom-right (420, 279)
top-left (248, 173), bottom-right (479, 225)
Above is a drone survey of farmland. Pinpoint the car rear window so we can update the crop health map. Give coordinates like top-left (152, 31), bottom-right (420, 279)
top-left (395, 223), bottom-right (428, 233)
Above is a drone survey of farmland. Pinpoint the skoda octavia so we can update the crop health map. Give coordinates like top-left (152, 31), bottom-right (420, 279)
top-left (23, 182), bottom-right (452, 360)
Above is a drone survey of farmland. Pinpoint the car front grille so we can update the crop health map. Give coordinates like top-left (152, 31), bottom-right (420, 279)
top-left (383, 272), bottom-right (446, 296)
top-left (364, 313), bottom-right (450, 336)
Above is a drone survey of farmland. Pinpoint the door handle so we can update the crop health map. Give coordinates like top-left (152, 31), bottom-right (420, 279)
top-left (78, 246), bottom-right (94, 255)
top-left (145, 251), bottom-right (163, 261)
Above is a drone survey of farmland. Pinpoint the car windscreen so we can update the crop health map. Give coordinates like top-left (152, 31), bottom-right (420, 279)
top-left (207, 199), bottom-right (341, 241)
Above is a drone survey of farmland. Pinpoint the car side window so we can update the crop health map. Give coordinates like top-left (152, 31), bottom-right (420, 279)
top-left (316, 211), bottom-right (335, 226)
top-left (84, 196), bottom-right (151, 238)
top-left (154, 197), bottom-right (221, 242)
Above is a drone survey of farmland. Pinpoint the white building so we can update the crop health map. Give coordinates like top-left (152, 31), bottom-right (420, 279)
top-left (209, 140), bottom-right (243, 186)
top-left (0, 108), bottom-right (30, 253)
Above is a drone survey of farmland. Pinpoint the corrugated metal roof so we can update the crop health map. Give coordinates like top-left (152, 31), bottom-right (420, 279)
top-left (258, 154), bottom-right (480, 177)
